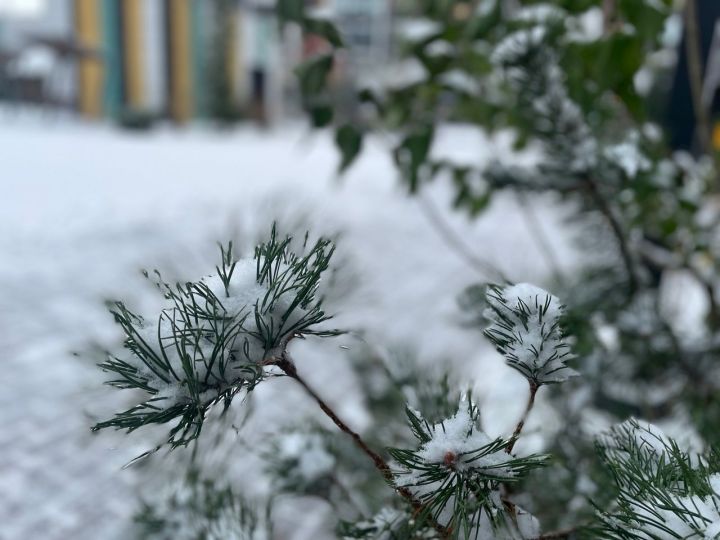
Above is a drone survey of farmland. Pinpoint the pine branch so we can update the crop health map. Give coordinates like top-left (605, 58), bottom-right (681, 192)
top-left (506, 381), bottom-right (539, 455)
top-left (515, 191), bottom-right (565, 285)
top-left (275, 353), bottom-right (452, 538)
top-left (419, 194), bottom-right (508, 282)
top-left (276, 354), bottom-right (392, 480)
top-left (583, 176), bottom-right (639, 294)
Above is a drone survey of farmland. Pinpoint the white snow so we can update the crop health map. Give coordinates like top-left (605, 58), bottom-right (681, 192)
top-left (6, 45), bottom-right (56, 78)
top-left (513, 3), bottom-right (565, 24)
top-left (485, 283), bottom-right (578, 384)
top-left (491, 27), bottom-right (547, 66)
top-left (564, 8), bottom-right (604, 43)
top-left (598, 420), bottom-right (720, 539)
top-left (0, 118), bottom-right (578, 540)
top-left (604, 135), bottom-right (652, 178)
top-left (424, 40), bottom-right (454, 57)
top-left (394, 402), bottom-right (544, 538)
top-left (122, 256), bottom-right (310, 409)
top-left (276, 432), bottom-right (335, 484)
top-left (628, 479), bottom-right (720, 539)
top-left (440, 69), bottom-right (480, 95)
top-left (414, 404), bottom-right (508, 475)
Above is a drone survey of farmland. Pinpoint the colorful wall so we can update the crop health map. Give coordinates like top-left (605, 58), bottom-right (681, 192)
top-left (71, 0), bottom-right (247, 123)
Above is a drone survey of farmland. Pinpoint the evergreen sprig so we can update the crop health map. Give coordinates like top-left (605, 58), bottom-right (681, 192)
top-left (389, 399), bottom-right (549, 538)
top-left (592, 419), bottom-right (720, 539)
top-left (484, 283), bottom-right (577, 386)
top-left (92, 226), bottom-right (339, 451)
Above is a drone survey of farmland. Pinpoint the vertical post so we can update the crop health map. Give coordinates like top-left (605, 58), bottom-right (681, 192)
top-left (684, 0), bottom-right (712, 154)
top-left (121, 0), bottom-right (145, 110)
top-left (101, 0), bottom-right (123, 118)
top-left (190, 0), bottom-right (206, 117)
top-left (75, 0), bottom-right (103, 118)
top-left (167, 0), bottom-right (193, 123)
top-left (226, 2), bottom-right (239, 109)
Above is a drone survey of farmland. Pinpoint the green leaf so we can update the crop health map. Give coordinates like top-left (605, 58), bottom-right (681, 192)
top-left (302, 17), bottom-right (344, 48)
top-left (276, 0), bottom-right (304, 23)
top-left (309, 104), bottom-right (333, 127)
top-left (295, 54), bottom-right (334, 97)
top-left (395, 125), bottom-right (434, 191)
top-left (335, 124), bottom-right (363, 173)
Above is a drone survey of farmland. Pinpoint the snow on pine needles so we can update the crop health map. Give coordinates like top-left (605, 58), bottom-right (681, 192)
top-left (596, 419), bottom-right (720, 539)
top-left (92, 227), bottom-right (339, 451)
top-left (388, 399), bottom-right (548, 536)
top-left (484, 283), bottom-right (577, 386)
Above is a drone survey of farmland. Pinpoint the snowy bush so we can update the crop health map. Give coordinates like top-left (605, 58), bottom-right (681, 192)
top-left (89, 0), bottom-right (720, 537)
top-left (93, 232), bottom-right (720, 538)
top-left (94, 235), bottom-right (574, 538)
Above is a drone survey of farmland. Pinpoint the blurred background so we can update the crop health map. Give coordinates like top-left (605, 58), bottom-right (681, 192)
top-left (0, 0), bottom-right (398, 126)
top-left (0, 0), bottom-right (715, 137)
top-left (1, 0), bottom-right (719, 539)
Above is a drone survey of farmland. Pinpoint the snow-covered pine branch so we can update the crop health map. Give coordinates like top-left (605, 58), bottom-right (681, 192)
top-left (388, 398), bottom-right (548, 538)
top-left (484, 283), bottom-right (577, 386)
top-left (92, 225), bottom-right (339, 450)
top-left (594, 419), bottom-right (720, 539)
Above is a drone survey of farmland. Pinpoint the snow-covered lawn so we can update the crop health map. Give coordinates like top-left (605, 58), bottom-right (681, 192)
top-left (0, 116), bottom-right (575, 539)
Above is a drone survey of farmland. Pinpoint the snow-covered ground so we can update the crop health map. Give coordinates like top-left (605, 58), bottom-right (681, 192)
top-left (0, 116), bottom-right (576, 539)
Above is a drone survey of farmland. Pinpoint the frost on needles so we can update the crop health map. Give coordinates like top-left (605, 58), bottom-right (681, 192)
top-left (92, 226), bottom-right (339, 449)
top-left (484, 283), bottom-right (577, 386)
top-left (388, 399), bottom-right (548, 538)
top-left (595, 419), bottom-right (720, 539)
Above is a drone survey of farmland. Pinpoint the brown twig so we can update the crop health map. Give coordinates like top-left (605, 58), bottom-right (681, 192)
top-left (531, 527), bottom-right (577, 539)
top-left (602, 0), bottom-right (616, 33)
top-left (275, 353), bottom-right (451, 538)
top-left (515, 191), bottom-right (565, 284)
top-left (583, 176), bottom-right (639, 294)
top-left (277, 355), bottom-right (391, 477)
top-left (418, 194), bottom-right (509, 283)
top-left (506, 381), bottom-right (539, 455)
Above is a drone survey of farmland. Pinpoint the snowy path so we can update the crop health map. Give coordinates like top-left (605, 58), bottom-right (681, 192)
top-left (0, 119), bottom-right (574, 539)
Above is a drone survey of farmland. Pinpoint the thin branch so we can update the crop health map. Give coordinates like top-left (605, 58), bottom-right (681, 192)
top-left (418, 194), bottom-right (509, 283)
top-left (506, 381), bottom-right (539, 455)
top-left (531, 527), bottom-right (576, 540)
top-left (684, 0), bottom-right (713, 155)
top-left (278, 355), bottom-right (391, 476)
top-left (515, 191), bottom-right (565, 284)
top-left (583, 176), bottom-right (639, 294)
top-left (330, 473), bottom-right (371, 516)
top-left (276, 352), bottom-right (451, 537)
top-left (601, 0), bottom-right (616, 33)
